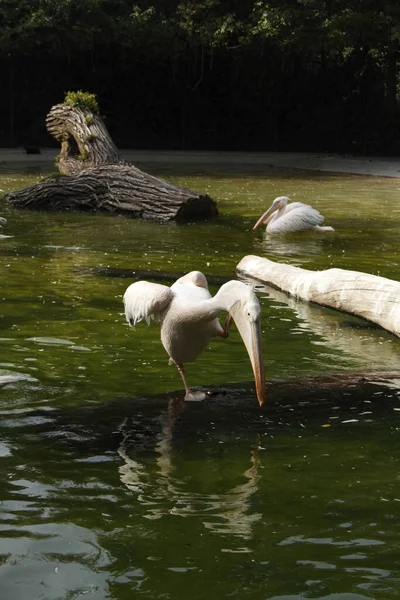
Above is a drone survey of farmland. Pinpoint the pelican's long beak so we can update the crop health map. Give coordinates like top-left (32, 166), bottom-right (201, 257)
top-left (252, 204), bottom-right (277, 231)
top-left (231, 308), bottom-right (266, 407)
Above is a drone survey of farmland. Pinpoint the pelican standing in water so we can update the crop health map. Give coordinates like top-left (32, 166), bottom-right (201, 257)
top-left (253, 196), bottom-right (334, 234)
top-left (123, 271), bottom-right (266, 406)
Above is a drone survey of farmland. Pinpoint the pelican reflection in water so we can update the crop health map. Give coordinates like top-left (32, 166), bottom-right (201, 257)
top-left (124, 271), bottom-right (266, 406)
top-left (253, 196), bottom-right (334, 234)
top-left (253, 231), bottom-right (330, 260)
top-left (118, 400), bottom-right (262, 541)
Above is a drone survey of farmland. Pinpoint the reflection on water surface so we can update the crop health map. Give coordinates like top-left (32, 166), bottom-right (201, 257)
top-left (1, 163), bottom-right (400, 599)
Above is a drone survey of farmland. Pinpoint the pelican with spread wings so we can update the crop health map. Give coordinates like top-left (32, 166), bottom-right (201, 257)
top-left (123, 271), bottom-right (266, 406)
top-left (253, 196), bottom-right (334, 234)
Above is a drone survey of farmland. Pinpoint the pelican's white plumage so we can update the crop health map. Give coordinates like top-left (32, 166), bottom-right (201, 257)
top-left (124, 281), bottom-right (172, 326)
top-left (253, 196), bottom-right (334, 234)
top-left (123, 271), bottom-right (266, 405)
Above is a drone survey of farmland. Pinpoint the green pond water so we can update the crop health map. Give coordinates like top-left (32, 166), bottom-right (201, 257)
top-left (0, 162), bottom-right (400, 600)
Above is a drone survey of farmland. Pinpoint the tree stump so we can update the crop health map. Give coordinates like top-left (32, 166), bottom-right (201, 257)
top-left (46, 103), bottom-right (120, 175)
top-left (237, 255), bottom-right (400, 337)
top-left (5, 97), bottom-right (217, 221)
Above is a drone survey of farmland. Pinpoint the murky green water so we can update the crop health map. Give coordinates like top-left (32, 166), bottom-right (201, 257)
top-left (1, 162), bottom-right (400, 599)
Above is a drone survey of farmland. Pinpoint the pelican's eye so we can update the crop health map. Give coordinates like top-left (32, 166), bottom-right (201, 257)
top-left (245, 302), bottom-right (260, 321)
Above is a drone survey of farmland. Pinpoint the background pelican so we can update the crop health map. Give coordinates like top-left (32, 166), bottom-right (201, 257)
top-left (0, 217), bottom-right (12, 239)
top-left (252, 196), bottom-right (334, 234)
top-left (123, 271), bottom-right (266, 406)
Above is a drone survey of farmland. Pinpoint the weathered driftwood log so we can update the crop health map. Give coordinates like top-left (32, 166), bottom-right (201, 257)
top-left (6, 163), bottom-right (217, 220)
top-left (237, 255), bottom-right (400, 337)
top-left (46, 103), bottom-right (120, 175)
top-left (242, 280), bottom-right (400, 370)
top-left (6, 97), bottom-right (217, 221)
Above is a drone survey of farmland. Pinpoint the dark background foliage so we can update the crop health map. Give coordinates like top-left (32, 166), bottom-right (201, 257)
top-left (1, 0), bottom-right (399, 154)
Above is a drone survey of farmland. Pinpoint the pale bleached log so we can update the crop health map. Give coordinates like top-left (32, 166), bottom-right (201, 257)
top-left (236, 255), bottom-right (400, 338)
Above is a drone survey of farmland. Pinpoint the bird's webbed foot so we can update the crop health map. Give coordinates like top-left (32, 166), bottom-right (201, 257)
top-left (184, 390), bottom-right (207, 402)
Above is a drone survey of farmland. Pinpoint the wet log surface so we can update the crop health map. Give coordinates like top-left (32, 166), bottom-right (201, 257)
top-left (4, 371), bottom-right (400, 450)
top-left (237, 255), bottom-right (400, 337)
top-left (5, 103), bottom-right (217, 221)
top-left (6, 163), bottom-right (217, 221)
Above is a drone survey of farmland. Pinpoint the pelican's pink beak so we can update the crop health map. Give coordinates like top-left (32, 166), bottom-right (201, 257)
top-left (249, 318), bottom-right (266, 407)
top-left (230, 306), bottom-right (266, 407)
top-left (252, 204), bottom-right (278, 231)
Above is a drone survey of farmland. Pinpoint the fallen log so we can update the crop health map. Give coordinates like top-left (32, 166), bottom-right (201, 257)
top-left (237, 255), bottom-right (400, 338)
top-left (5, 92), bottom-right (217, 222)
top-left (6, 163), bottom-right (217, 221)
top-left (243, 280), bottom-right (400, 370)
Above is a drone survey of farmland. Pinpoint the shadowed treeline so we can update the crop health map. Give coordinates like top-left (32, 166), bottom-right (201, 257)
top-left (0, 1), bottom-right (399, 155)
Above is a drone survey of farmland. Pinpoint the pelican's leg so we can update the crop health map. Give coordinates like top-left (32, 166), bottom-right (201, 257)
top-left (176, 363), bottom-right (206, 402)
top-left (219, 314), bottom-right (233, 339)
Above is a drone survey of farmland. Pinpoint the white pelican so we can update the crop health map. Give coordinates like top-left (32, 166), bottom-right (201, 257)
top-left (0, 217), bottom-right (6, 227)
top-left (123, 271), bottom-right (266, 406)
top-left (253, 196), bottom-right (334, 234)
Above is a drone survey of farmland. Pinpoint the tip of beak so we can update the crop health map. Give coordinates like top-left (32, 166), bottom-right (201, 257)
top-left (257, 391), bottom-right (265, 407)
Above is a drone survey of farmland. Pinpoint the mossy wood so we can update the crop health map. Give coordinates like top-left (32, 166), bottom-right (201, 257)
top-left (237, 255), bottom-right (400, 337)
top-left (47, 103), bottom-right (119, 175)
top-left (6, 101), bottom-right (217, 221)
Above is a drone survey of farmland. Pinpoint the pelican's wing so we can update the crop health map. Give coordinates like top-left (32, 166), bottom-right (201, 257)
top-left (269, 202), bottom-right (324, 233)
top-left (171, 271), bottom-right (212, 303)
top-left (123, 281), bottom-right (173, 327)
